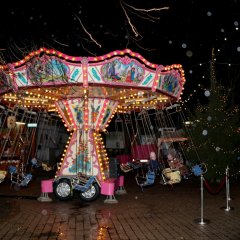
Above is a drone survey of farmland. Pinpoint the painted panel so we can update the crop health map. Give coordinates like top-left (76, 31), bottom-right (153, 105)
top-left (101, 57), bottom-right (145, 85)
top-left (88, 66), bottom-right (103, 83)
top-left (161, 72), bottom-right (181, 97)
top-left (26, 55), bottom-right (70, 86)
top-left (69, 65), bottom-right (83, 83)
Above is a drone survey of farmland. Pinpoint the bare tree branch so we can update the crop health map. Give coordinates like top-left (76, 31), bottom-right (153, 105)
top-left (75, 14), bottom-right (101, 48)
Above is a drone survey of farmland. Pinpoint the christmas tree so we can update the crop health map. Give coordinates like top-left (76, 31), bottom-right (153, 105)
top-left (184, 52), bottom-right (240, 180)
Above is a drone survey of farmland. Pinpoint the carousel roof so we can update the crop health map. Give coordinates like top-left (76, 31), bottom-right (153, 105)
top-left (0, 48), bottom-right (186, 112)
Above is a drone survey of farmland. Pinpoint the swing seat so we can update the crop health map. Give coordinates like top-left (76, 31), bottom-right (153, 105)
top-left (120, 163), bottom-right (133, 172)
top-left (192, 163), bottom-right (207, 176)
top-left (120, 162), bottom-right (141, 172)
top-left (0, 170), bottom-right (7, 183)
top-left (162, 168), bottom-right (181, 184)
top-left (136, 170), bottom-right (155, 187)
top-left (42, 163), bottom-right (53, 171)
top-left (20, 173), bottom-right (32, 187)
top-left (8, 165), bottom-right (17, 174)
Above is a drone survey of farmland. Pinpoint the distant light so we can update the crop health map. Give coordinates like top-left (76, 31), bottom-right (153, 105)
top-left (189, 70), bottom-right (193, 74)
top-left (236, 27), bottom-right (239, 31)
top-left (169, 40), bottom-right (173, 44)
top-left (220, 28), bottom-right (225, 33)
top-left (140, 159), bottom-right (149, 163)
top-left (237, 46), bottom-right (240, 52)
top-left (27, 123), bottom-right (38, 128)
top-left (228, 63), bottom-right (231, 66)
top-left (16, 122), bottom-right (25, 125)
top-left (216, 147), bottom-right (220, 152)
top-left (224, 38), bottom-right (227, 41)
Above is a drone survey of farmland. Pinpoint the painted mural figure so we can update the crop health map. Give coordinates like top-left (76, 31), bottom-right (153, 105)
top-left (74, 106), bottom-right (83, 124)
top-left (126, 67), bottom-right (135, 82)
top-left (108, 61), bottom-right (121, 80)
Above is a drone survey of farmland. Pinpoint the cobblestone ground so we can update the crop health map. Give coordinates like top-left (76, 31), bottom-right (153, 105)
top-left (0, 173), bottom-right (239, 240)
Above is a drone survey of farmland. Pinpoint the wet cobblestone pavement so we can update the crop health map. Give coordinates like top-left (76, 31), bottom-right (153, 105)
top-left (0, 173), bottom-right (240, 240)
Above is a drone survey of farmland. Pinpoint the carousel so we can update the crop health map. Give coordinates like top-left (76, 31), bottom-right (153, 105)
top-left (0, 48), bottom-right (186, 200)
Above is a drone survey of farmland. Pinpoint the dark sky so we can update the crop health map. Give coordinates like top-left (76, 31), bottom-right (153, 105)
top-left (0, 0), bottom-right (239, 104)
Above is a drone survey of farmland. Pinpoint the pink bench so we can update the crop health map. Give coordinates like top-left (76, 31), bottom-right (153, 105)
top-left (37, 179), bottom-right (53, 202)
top-left (101, 176), bottom-right (127, 203)
top-left (101, 178), bottom-right (118, 203)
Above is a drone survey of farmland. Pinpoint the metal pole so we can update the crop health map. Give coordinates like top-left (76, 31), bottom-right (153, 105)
top-left (226, 175), bottom-right (230, 211)
top-left (200, 174), bottom-right (204, 222)
top-left (194, 174), bottom-right (209, 225)
top-left (227, 166), bottom-right (231, 201)
top-left (221, 166), bottom-right (233, 211)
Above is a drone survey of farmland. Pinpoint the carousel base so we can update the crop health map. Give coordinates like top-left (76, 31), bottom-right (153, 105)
top-left (37, 192), bottom-right (53, 202)
top-left (115, 186), bottom-right (127, 195)
top-left (104, 195), bottom-right (118, 204)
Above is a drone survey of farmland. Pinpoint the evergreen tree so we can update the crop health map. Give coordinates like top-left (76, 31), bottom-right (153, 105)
top-left (183, 49), bottom-right (240, 180)
top-left (185, 83), bottom-right (240, 180)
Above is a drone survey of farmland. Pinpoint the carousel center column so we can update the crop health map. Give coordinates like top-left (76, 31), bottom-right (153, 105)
top-left (54, 58), bottom-right (119, 181)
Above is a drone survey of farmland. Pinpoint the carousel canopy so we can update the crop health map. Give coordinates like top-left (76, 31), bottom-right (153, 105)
top-left (0, 48), bottom-right (186, 112)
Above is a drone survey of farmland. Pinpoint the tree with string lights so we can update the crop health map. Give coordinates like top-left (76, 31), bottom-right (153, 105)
top-left (184, 54), bottom-right (240, 180)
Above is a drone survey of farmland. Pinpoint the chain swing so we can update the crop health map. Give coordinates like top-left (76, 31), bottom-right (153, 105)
top-left (121, 109), bottom-right (160, 190)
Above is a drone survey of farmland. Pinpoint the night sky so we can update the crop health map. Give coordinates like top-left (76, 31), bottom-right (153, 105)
top-left (0, 0), bottom-right (239, 104)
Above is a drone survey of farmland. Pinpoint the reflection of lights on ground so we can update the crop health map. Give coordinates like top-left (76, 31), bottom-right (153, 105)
top-left (97, 225), bottom-right (110, 240)
top-left (57, 228), bottom-right (65, 239)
